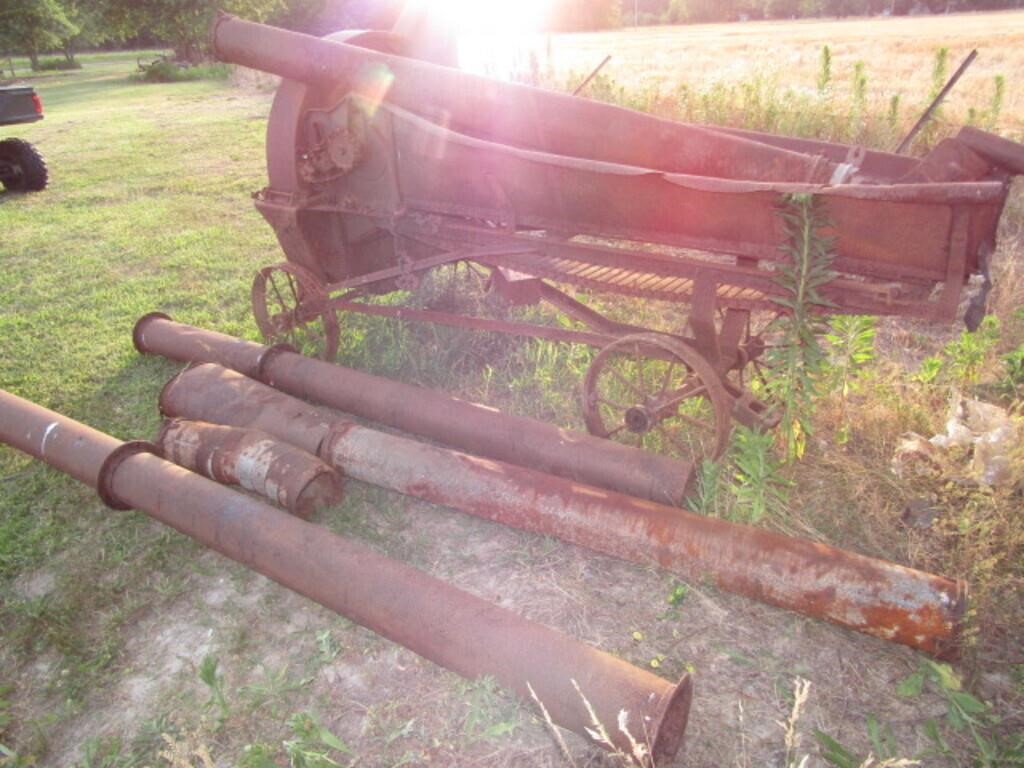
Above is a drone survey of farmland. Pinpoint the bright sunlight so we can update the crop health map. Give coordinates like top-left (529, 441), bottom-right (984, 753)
top-left (429, 0), bottom-right (552, 77)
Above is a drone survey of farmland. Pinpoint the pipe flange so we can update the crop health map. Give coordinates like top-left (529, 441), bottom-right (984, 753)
top-left (97, 441), bottom-right (160, 510)
top-left (316, 420), bottom-right (359, 461)
top-left (256, 342), bottom-right (298, 385)
top-left (132, 312), bottom-right (172, 354)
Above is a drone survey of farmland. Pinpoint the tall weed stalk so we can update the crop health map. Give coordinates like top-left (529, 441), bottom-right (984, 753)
top-left (765, 194), bottom-right (835, 461)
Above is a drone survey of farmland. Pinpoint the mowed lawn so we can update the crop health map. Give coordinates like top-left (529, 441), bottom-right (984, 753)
top-left (0, 14), bottom-right (1022, 768)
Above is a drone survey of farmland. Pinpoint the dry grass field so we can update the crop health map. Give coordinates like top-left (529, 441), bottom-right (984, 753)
top-left (0, 10), bottom-right (1022, 768)
top-left (546, 11), bottom-right (1024, 133)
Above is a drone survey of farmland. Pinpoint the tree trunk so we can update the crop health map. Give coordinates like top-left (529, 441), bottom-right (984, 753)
top-left (28, 51), bottom-right (39, 71)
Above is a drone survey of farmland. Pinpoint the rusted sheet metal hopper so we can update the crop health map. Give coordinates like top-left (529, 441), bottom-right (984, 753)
top-left (211, 13), bottom-right (1024, 463)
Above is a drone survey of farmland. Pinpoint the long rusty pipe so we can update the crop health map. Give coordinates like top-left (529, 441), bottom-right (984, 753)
top-left (161, 363), bottom-right (967, 658)
top-left (155, 419), bottom-right (344, 519)
top-left (0, 387), bottom-right (692, 760)
top-left (133, 314), bottom-right (693, 505)
top-left (210, 14), bottom-right (834, 184)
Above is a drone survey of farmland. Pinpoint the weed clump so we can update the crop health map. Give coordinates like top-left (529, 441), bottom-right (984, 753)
top-left (36, 57), bottom-right (82, 71)
top-left (132, 57), bottom-right (231, 83)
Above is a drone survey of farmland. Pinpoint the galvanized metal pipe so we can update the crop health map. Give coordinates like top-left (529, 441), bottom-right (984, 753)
top-left (161, 363), bottom-right (967, 659)
top-left (0, 387), bottom-right (692, 760)
top-left (155, 419), bottom-right (344, 518)
top-left (210, 14), bottom-right (834, 184)
top-left (132, 314), bottom-right (694, 505)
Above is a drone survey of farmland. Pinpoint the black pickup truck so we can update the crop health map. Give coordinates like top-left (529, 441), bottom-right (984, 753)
top-left (0, 85), bottom-right (48, 192)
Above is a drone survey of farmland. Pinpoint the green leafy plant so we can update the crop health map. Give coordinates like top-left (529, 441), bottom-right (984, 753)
top-left (817, 45), bottom-right (832, 95)
top-left (316, 629), bottom-right (340, 665)
top-left (909, 317), bottom-right (1000, 389)
top-left (813, 729), bottom-right (862, 768)
top-left (1000, 344), bottom-right (1024, 396)
top-left (850, 61), bottom-right (868, 129)
top-left (815, 721), bottom-right (917, 768)
top-left (459, 677), bottom-right (520, 743)
top-left (765, 193), bottom-right (836, 460)
top-left (667, 583), bottom-right (689, 606)
top-left (284, 712), bottom-right (352, 768)
top-left (968, 75), bottom-right (1006, 130)
top-left (36, 56), bottom-right (81, 71)
top-left (0, 684), bottom-right (12, 733)
top-left (912, 355), bottom-right (943, 385)
top-left (823, 315), bottom-right (877, 399)
top-left (131, 57), bottom-right (231, 83)
top-left (822, 315), bottom-right (877, 443)
top-left (919, 47), bottom-right (949, 148)
top-left (942, 315), bottom-right (1000, 386)
top-left (684, 457), bottom-right (723, 516)
top-left (198, 654), bottom-right (229, 722)
top-left (238, 742), bottom-right (279, 768)
top-left (896, 659), bottom-right (1017, 767)
top-left (240, 664), bottom-right (313, 717)
top-left (729, 426), bottom-right (792, 522)
top-left (886, 94), bottom-right (901, 135)
top-left (988, 74), bottom-right (1006, 129)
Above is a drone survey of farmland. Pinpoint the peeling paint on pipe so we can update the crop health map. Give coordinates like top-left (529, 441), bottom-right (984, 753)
top-left (155, 418), bottom-right (344, 518)
top-left (160, 363), bottom-right (967, 658)
top-left (0, 387), bottom-right (692, 761)
top-left (133, 313), bottom-right (693, 505)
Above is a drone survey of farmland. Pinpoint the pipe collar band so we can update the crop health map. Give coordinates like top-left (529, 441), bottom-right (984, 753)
top-left (255, 342), bottom-right (298, 384)
top-left (97, 441), bottom-right (160, 510)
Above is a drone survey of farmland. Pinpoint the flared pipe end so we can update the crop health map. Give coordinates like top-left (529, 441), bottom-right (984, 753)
top-left (157, 363), bottom-right (205, 418)
top-left (210, 11), bottom-right (237, 62)
top-left (133, 312), bottom-right (172, 355)
top-left (294, 469), bottom-right (346, 520)
top-left (650, 672), bottom-right (693, 763)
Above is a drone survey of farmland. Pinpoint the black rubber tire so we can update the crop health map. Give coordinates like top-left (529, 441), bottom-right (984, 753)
top-left (0, 138), bottom-right (48, 192)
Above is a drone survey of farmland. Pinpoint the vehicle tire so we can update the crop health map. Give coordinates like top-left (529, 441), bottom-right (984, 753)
top-left (0, 138), bottom-right (48, 192)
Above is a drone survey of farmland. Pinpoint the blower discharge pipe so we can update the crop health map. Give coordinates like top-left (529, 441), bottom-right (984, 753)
top-left (155, 419), bottom-right (344, 519)
top-left (210, 14), bottom-right (835, 184)
top-left (160, 363), bottom-right (966, 659)
top-left (133, 314), bottom-right (693, 505)
top-left (0, 388), bottom-right (692, 761)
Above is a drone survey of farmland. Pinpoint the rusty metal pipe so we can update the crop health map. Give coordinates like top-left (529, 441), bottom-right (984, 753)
top-left (210, 14), bottom-right (834, 184)
top-left (0, 387), bottom-right (692, 760)
top-left (155, 419), bottom-right (344, 518)
top-left (133, 314), bottom-right (693, 505)
top-left (161, 363), bottom-right (966, 658)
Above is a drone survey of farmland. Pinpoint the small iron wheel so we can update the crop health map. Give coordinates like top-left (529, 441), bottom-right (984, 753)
top-left (252, 262), bottom-right (340, 361)
top-left (582, 333), bottom-right (732, 462)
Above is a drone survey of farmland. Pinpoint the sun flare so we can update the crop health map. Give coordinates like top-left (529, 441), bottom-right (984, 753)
top-left (429, 0), bottom-right (552, 77)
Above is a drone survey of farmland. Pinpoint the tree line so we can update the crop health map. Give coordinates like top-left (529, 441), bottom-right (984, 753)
top-left (0, 0), bottom-right (324, 68)
top-left (629, 0), bottom-right (1023, 25)
top-left (1, 0), bottom-right (1021, 71)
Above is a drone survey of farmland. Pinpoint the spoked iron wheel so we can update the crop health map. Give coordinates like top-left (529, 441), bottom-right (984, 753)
top-left (252, 262), bottom-right (340, 361)
top-left (582, 333), bottom-right (733, 462)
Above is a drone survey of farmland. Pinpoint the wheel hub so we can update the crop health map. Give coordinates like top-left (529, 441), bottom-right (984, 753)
top-left (624, 406), bottom-right (650, 433)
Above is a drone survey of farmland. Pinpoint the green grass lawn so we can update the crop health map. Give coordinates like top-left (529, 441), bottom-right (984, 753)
top-left (0, 53), bottom-right (285, 756)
